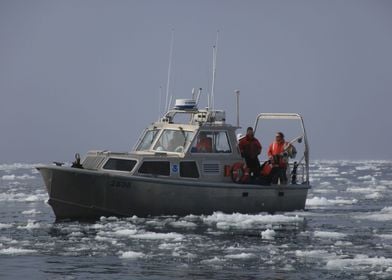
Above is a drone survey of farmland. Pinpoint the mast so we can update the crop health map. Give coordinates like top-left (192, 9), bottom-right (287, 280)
top-left (165, 29), bottom-right (175, 112)
top-left (158, 86), bottom-right (162, 121)
top-left (210, 31), bottom-right (219, 111)
top-left (235, 90), bottom-right (240, 127)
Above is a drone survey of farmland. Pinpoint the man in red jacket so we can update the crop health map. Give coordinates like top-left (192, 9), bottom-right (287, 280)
top-left (239, 127), bottom-right (262, 178)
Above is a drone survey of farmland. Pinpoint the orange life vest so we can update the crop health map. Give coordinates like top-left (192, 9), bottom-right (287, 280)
top-left (268, 141), bottom-right (288, 168)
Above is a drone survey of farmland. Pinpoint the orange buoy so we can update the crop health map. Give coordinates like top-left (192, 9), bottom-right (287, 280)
top-left (231, 162), bottom-right (250, 183)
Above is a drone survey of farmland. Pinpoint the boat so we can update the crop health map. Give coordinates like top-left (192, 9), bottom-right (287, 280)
top-left (37, 96), bottom-right (311, 219)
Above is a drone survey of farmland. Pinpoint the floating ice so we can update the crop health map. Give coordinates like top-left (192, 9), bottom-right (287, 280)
top-left (113, 229), bottom-right (138, 237)
top-left (355, 164), bottom-right (380, 171)
top-left (17, 220), bottom-right (41, 230)
top-left (314, 231), bottom-right (347, 239)
top-left (0, 247), bottom-right (37, 255)
top-left (306, 196), bottom-right (358, 207)
top-left (224, 252), bottom-right (256, 259)
top-left (0, 192), bottom-right (47, 202)
top-left (334, 241), bottom-right (353, 246)
top-left (24, 195), bottom-right (46, 202)
top-left (261, 229), bottom-right (276, 240)
top-left (158, 242), bottom-right (182, 250)
top-left (68, 231), bottom-right (84, 237)
top-left (169, 220), bottom-right (197, 229)
top-left (0, 223), bottom-right (12, 229)
top-left (295, 249), bottom-right (337, 259)
top-left (364, 192), bottom-right (382, 200)
top-left (1, 174), bottom-right (35, 180)
top-left (326, 254), bottom-right (392, 270)
top-left (128, 231), bottom-right (184, 241)
top-left (22, 209), bottom-right (41, 215)
top-left (376, 234), bottom-right (392, 240)
top-left (358, 175), bottom-right (375, 181)
top-left (201, 256), bottom-right (225, 264)
top-left (119, 250), bottom-right (145, 259)
top-left (356, 207), bottom-right (392, 222)
top-left (346, 186), bottom-right (386, 193)
top-left (202, 212), bottom-right (303, 230)
top-left (1, 175), bottom-right (16, 180)
top-left (0, 163), bottom-right (41, 171)
top-left (95, 235), bottom-right (117, 243)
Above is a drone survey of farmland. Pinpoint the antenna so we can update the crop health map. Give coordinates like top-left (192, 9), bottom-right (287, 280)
top-left (168, 95), bottom-right (173, 111)
top-left (196, 88), bottom-right (202, 105)
top-left (158, 86), bottom-right (163, 121)
top-left (235, 90), bottom-right (240, 127)
top-left (210, 30), bottom-right (219, 111)
top-left (165, 29), bottom-right (175, 112)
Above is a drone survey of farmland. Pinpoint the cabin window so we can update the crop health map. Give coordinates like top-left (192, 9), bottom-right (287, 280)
top-left (103, 158), bottom-right (137, 172)
top-left (191, 131), bottom-right (231, 153)
top-left (136, 129), bottom-right (160, 151)
top-left (153, 129), bottom-right (194, 153)
top-left (138, 161), bottom-right (170, 176)
top-left (180, 162), bottom-right (199, 178)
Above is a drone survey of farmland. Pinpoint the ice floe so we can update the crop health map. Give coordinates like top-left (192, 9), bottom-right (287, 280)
top-left (326, 254), bottom-right (392, 271)
top-left (314, 231), bottom-right (347, 239)
top-left (112, 228), bottom-right (138, 237)
top-left (306, 196), bottom-right (358, 207)
top-left (261, 229), bottom-right (276, 240)
top-left (0, 192), bottom-right (47, 202)
top-left (128, 232), bottom-right (184, 240)
top-left (375, 234), bottom-right (392, 240)
top-left (0, 163), bottom-right (41, 171)
top-left (169, 220), bottom-right (197, 229)
top-left (17, 220), bottom-right (41, 230)
top-left (295, 249), bottom-right (337, 260)
top-left (202, 212), bottom-right (303, 230)
top-left (224, 252), bottom-right (256, 259)
top-left (201, 256), bottom-right (225, 265)
top-left (119, 250), bottom-right (145, 259)
top-left (0, 223), bottom-right (12, 229)
top-left (346, 186), bottom-right (387, 193)
top-left (158, 242), bottom-right (182, 250)
top-left (0, 247), bottom-right (37, 255)
top-left (1, 174), bottom-right (35, 180)
top-left (355, 207), bottom-right (392, 222)
top-left (21, 209), bottom-right (41, 215)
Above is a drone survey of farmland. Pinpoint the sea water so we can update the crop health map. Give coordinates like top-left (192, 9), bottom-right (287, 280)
top-left (0, 161), bottom-right (392, 279)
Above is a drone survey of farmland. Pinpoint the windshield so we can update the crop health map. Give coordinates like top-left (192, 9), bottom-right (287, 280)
top-left (153, 129), bottom-right (194, 153)
top-left (135, 129), bottom-right (161, 151)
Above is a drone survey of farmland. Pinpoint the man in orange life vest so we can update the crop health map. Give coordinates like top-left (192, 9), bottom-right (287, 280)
top-left (239, 127), bottom-right (262, 178)
top-left (267, 132), bottom-right (295, 184)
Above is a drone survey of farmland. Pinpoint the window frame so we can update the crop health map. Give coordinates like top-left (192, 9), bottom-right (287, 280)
top-left (152, 128), bottom-right (195, 153)
top-left (190, 130), bottom-right (232, 154)
top-left (135, 128), bottom-right (161, 151)
top-left (102, 158), bottom-right (138, 173)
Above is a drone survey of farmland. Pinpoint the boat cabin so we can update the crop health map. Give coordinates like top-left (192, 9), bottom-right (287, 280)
top-left (80, 99), bottom-right (309, 186)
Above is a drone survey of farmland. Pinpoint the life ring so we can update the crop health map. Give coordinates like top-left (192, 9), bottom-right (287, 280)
top-left (231, 162), bottom-right (250, 183)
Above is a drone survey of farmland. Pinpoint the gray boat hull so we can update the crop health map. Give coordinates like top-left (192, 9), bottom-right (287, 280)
top-left (37, 166), bottom-right (310, 219)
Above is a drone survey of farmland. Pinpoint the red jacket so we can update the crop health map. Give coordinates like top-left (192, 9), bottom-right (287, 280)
top-left (239, 136), bottom-right (262, 159)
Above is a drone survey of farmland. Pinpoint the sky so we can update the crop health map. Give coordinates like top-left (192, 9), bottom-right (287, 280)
top-left (1, 0), bottom-right (391, 163)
